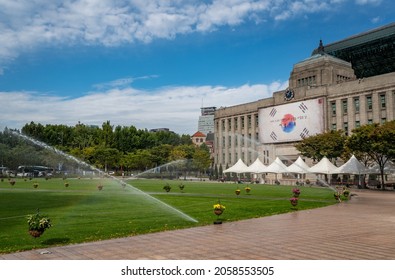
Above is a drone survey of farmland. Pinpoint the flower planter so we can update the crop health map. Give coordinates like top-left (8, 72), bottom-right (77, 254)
top-left (64, 183), bottom-right (69, 187)
top-left (235, 190), bottom-right (241, 195)
top-left (97, 185), bottom-right (103, 191)
top-left (33, 183), bottom-right (39, 188)
top-left (290, 197), bottom-right (298, 207)
top-left (29, 229), bottom-right (44, 238)
top-left (214, 209), bottom-right (223, 216)
top-left (343, 191), bottom-right (350, 198)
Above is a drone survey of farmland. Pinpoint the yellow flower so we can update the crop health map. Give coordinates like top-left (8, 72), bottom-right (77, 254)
top-left (213, 204), bottom-right (225, 210)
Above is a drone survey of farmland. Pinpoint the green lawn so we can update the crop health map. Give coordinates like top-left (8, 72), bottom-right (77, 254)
top-left (0, 177), bottom-right (337, 254)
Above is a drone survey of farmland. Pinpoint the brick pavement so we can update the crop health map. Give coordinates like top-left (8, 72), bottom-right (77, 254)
top-left (1, 189), bottom-right (395, 260)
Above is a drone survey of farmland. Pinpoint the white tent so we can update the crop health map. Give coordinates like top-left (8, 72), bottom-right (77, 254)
top-left (367, 160), bottom-right (395, 174)
top-left (265, 157), bottom-right (289, 174)
top-left (286, 156), bottom-right (311, 174)
top-left (334, 155), bottom-right (367, 174)
top-left (223, 158), bottom-right (249, 174)
top-left (246, 158), bottom-right (267, 174)
top-left (308, 156), bottom-right (338, 174)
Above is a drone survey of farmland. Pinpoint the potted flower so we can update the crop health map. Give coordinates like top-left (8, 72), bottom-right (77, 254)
top-left (64, 182), bottom-right (69, 187)
top-left (290, 197), bottom-right (298, 207)
top-left (213, 201), bottom-right (225, 224)
top-left (245, 186), bottom-right (251, 193)
top-left (33, 182), bottom-right (39, 189)
top-left (179, 183), bottom-right (185, 192)
top-left (27, 209), bottom-right (52, 238)
top-left (343, 188), bottom-right (350, 199)
top-left (334, 192), bottom-right (341, 202)
top-left (235, 189), bottom-right (241, 195)
top-left (97, 184), bottom-right (103, 191)
top-left (213, 203), bottom-right (226, 216)
top-left (9, 179), bottom-right (16, 186)
top-left (292, 187), bottom-right (301, 197)
top-left (163, 183), bottom-right (171, 192)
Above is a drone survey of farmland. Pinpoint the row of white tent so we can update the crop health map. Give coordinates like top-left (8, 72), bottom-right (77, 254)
top-left (223, 155), bottom-right (395, 175)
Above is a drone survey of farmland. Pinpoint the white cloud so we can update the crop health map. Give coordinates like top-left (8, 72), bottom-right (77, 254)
top-left (0, 0), bottom-right (359, 67)
top-left (93, 75), bottom-right (159, 90)
top-left (0, 81), bottom-right (287, 134)
top-left (370, 16), bottom-right (381, 24)
top-left (355, 0), bottom-right (382, 5)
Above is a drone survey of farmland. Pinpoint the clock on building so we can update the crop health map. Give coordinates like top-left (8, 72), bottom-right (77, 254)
top-left (284, 88), bottom-right (294, 101)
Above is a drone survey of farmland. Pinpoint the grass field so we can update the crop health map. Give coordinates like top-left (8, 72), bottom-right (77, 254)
top-left (0, 177), bottom-right (337, 254)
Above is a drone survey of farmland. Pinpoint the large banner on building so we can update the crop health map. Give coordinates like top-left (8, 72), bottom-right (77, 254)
top-left (259, 98), bottom-right (324, 144)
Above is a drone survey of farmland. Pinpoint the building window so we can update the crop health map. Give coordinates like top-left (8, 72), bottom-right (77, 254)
top-left (235, 136), bottom-right (238, 146)
top-left (381, 118), bottom-right (387, 124)
top-left (248, 115), bottom-right (252, 128)
top-left (241, 117), bottom-right (245, 129)
top-left (366, 95), bottom-right (372, 110)
top-left (342, 99), bottom-right (348, 114)
top-left (255, 114), bottom-right (259, 127)
top-left (332, 123), bottom-right (337, 130)
top-left (355, 120), bottom-right (360, 128)
top-left (222, 136), bottom-right (225, 146)
top-left (228, 136), bottom-right (231, 146)
top-left (344, 122), bottom-right (348, 135)
top-left (380, 93), bottom-right (386, 109)
top-left (221, 120), bottom-right (225, 131)
top-left (368, 119), bottom-right (373, 124)
top-left (228, 119), bottom-right (232, 131)
top-left (234, 117), bottom-right (238, 130)
top-left (331, 102), bottom-right (336, 116)
top-left (354, 98), bottom-right (360, 113)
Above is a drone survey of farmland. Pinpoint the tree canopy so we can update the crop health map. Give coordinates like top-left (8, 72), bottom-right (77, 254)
top-left (0, 121), bottom-right (213, 177)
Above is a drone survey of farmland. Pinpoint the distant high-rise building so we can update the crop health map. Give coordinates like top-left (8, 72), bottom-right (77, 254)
top-left (198, 107), bottom-right (216, 135)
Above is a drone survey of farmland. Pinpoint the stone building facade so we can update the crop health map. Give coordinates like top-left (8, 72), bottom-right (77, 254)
top-left (213, 25), bottom-right (395, 181)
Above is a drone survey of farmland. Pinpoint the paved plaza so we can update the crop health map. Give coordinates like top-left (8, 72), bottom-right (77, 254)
top-left (1, 189), bottom-right (395, 260)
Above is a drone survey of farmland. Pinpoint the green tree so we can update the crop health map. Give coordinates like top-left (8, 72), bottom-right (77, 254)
top-left (219, 164), bottom-right (223, 180)
top-left (122, 149), bottom-right (153, 171)
top-left (101, 121), bottom-right (114, 148)
top-left (294, 130), bottom-right (346, 161)
top-left (93, 147), bottom-right (120, 172)
top-left (193, 144), bottom-right (211, 177)
top-left (346, 121), bottom-right (395, 188)
top-left (150, 144), bottom-right (173, 167)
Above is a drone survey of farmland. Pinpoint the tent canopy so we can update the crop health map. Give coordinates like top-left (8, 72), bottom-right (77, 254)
top-left (265, 157), bottom-right (289, 174)
top-left (223, 158), bottom-right (249, 173)
top-left (308, 156), bottom-right (338, 174)
top-left (286, 156), bottom-right (310, 174)
top-left (246, 158), bottom-right (267, 174)
top-left (367, 160), bottom-right (395, 174)
top-left (334, 155), bottom-right (367, 174)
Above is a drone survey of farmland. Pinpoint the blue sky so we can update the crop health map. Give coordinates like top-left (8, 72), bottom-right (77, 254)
top-left (0, 0), bottom-right (393, 135)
